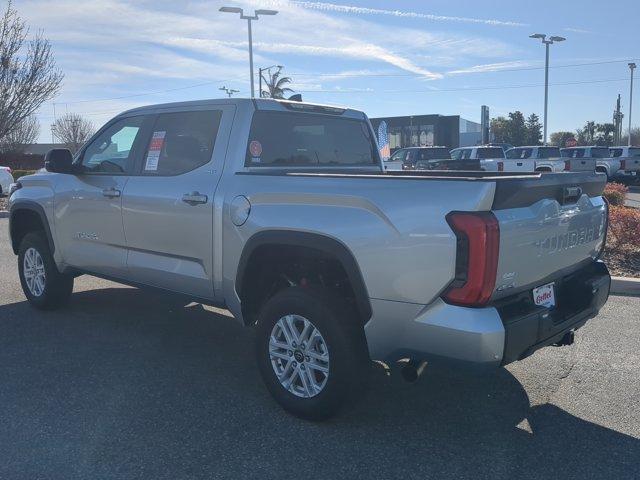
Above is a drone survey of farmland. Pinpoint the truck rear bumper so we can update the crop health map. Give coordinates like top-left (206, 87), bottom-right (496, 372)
top-left (364, 261), bottom-right (610, 368)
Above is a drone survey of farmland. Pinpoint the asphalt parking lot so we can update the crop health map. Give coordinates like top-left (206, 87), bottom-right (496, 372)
top-left (0, 218), bottom-right (638, 480)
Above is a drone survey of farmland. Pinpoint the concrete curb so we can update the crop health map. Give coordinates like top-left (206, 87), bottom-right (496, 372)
top-left (611, 276), bottom-right (640, 296)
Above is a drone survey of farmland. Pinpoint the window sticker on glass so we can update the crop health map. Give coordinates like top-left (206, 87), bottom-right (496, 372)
top-left (144, 131), bottom-right (166, 171)
top-left (249, 140), bottom-right (262, 163)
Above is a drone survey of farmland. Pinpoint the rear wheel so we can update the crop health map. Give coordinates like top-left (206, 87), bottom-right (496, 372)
top-left (255, 287), bottom-right (370, 420)
top-left (18, 232), bottom-right (74, 310)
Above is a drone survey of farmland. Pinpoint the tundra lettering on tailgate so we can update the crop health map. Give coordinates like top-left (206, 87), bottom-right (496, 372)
top-left (533, 224), bottom-right (603, 257)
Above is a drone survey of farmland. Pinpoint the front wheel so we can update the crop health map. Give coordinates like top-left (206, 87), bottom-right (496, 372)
top-left (18, 232), bottom-right (74, 310)
top-left (255, 287), bottom-right (370, 421)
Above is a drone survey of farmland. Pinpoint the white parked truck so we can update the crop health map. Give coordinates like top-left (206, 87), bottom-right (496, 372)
top-left (561, 146), bottom-right (620, 180)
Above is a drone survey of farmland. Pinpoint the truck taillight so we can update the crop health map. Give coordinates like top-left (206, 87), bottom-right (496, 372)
top-left (497, 161), bottom-right (504, 172)
top-left (620, 159), bottom-right (626, 170)
top-left (444, 212), bottom-right (500, 307)
top-left (564, 160), bottom-right (571, 171)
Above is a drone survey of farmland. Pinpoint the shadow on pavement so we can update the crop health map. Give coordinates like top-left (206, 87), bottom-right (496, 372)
top-left (0, 287), bottom-right (636, 479)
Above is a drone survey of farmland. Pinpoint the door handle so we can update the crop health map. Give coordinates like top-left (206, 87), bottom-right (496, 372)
top-left (182, 192), bottom-right (208, 205)
top-left (102, 188), bottom-right (121, 198)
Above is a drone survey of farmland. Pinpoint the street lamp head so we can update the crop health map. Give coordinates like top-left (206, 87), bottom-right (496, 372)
top-left (219, 6), bottom-right (243, 14)
top-left (529, 33), bottom-right (546, 40)
top-left (549, 36), bottom-right (566, 42)
top-left (629, 63), bottom-right (637, 70)
top-left (255, 9), bottom-right (278, 15)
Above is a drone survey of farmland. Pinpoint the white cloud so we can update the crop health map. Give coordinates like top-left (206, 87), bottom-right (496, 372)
top-left (447, 60), bottom-right (538, 75)
top-left (280, 1), bottom-right (527, 27)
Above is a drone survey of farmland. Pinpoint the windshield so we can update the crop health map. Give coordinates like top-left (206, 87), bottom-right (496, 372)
top-left (245, 111), bottom-right (378, 167)
top-left (477, 148), bottom-right (505, 159)
top-left (537, 147), bottom-right (561, 158)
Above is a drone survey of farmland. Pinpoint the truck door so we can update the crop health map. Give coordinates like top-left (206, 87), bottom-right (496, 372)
top-left (54, 115), bottom-right (151, 277)
top-left (121, 106), bottom-right (234, 300)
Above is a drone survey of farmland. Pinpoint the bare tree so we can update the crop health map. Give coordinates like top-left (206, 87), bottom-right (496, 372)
top-left (0, 115), bottom-right (39, 153)
top-left (0, 1), bottom-right (63, 142)
top-left (53, 113), bottom-right (94, 153)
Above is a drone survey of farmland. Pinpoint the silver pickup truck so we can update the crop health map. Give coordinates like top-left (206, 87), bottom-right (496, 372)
top-left (8, 98), bottom-right (610, 420)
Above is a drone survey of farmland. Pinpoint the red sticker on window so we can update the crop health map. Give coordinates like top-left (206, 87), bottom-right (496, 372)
top-left (249, 140), bottom-right (262, 157)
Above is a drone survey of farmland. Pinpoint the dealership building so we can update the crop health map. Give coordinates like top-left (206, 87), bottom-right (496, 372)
top-left (370, 114), bottom-right (482, 153)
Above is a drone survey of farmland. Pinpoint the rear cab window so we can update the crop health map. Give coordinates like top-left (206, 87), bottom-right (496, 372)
top-left (537, 147), bottom-right (561, 158)
top-left (245, 111), bottom-right (379, 167)
top-left (591, 148), bottom-right (610, 158)
top-left (477, 148), bottom-right (505, 159)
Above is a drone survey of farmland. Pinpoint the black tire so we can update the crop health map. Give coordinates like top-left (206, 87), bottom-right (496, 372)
top-left (255, 287), bottom-right (370, 421)
top-left (18, 232), bottom-right (74, 310)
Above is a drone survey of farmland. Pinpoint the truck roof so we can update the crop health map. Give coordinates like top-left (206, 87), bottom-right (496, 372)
top-left (120, 97), bottom-right (365, 119)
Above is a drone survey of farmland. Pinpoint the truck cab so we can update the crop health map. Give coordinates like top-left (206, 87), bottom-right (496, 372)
top-left (561, 146), bottom-right (617, 179)
top-left (609, 146), bottom-right (640, 180)
top-left (505, 146), bottom-right (566, 172)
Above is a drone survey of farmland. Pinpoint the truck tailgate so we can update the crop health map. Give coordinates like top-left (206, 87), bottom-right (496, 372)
top-left (566, 157), bottom-right (596, 172)
top-left (491, 172), bottom-right (607, 300)
top-left (622, 155), bottom-right (640, 172)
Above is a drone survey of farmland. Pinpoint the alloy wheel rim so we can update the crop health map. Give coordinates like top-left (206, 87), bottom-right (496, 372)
top-left (269, 314), bottom-right (330, 398)
top-left (23, 247), bottom-right (46, 297)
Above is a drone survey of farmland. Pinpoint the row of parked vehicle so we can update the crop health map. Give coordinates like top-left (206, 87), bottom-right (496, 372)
top-left (0, 166), bottom-right (14, 196)
top-left (383, 144), bottom-right (640, 181)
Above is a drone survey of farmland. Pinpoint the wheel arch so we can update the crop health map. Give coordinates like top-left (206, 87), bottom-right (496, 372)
top-left (235, 230), bottom-right (372, 325)
top-left (9, 201), bottom-right (55, 255)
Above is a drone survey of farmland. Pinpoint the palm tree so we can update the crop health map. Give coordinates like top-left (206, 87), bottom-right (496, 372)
top-left (261, 67), bottom-right (294, 99)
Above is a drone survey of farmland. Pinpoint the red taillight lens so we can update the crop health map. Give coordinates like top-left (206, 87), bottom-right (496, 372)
top-left (444, 212), bottom-right (500, 307)
top-left (564, 160), bottom-right (571, 171)
top-left (620, 159), bottom-right (626, 170)
top-left (497, 161), bottom-right (504, 172)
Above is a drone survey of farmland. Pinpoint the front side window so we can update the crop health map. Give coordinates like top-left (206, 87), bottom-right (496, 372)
top-left (561, 149), bottom-right (574, 158)
top-left (245, 112), bottom-right (378, 167)
top-left (575, 149), bottom-right (585, 158)
top-left (81, 116), bottom-right (145, 173)
top-left (506, 149), bottom-right (521, 159)
top-left (141, 110), bottom-right (222, 176)
top-left (629, 148), bottom-right (640, 157)
top-left (450, 149), bottom-right (462, 160)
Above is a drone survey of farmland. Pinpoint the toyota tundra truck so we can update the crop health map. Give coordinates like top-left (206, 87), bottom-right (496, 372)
top-left (8, 98), bottom-right (610, 420)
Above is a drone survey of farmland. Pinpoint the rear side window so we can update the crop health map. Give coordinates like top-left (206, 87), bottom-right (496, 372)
top-left (142, 110), bottom-right (222, 175)
top-left (630, 148), bottom-right (640, 157)
top-left (245, 112), bottom-right (378, 167)
top-left (477, 148), bottom-right (504, 159)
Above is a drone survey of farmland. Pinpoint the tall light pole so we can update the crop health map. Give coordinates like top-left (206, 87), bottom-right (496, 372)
top-left (628, 62), bottom-right (636, 146)
top-left (530, 33), bottom-right (566, 145)
top-left (219, 6), bottom-right (278, 98)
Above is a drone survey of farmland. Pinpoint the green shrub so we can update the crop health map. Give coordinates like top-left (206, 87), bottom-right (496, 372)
top-left (12, 169), bottom-right (37, 180)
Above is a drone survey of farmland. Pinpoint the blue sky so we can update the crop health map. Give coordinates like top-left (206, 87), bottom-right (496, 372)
top-left (15, 0), bottom-right (640, 142)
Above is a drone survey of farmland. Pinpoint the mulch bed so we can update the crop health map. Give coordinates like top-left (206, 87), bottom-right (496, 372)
top-left (602, 248), bottom-right (640, 278)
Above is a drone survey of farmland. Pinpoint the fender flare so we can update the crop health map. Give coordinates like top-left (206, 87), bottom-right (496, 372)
top-left (236, 230), bottom-right (372, 322)
top-left (9, 200), bottom-right (56, 255)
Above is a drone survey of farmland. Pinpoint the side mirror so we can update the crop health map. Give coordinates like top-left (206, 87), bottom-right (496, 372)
top-left (44, 149), bottom-right (75, 173)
